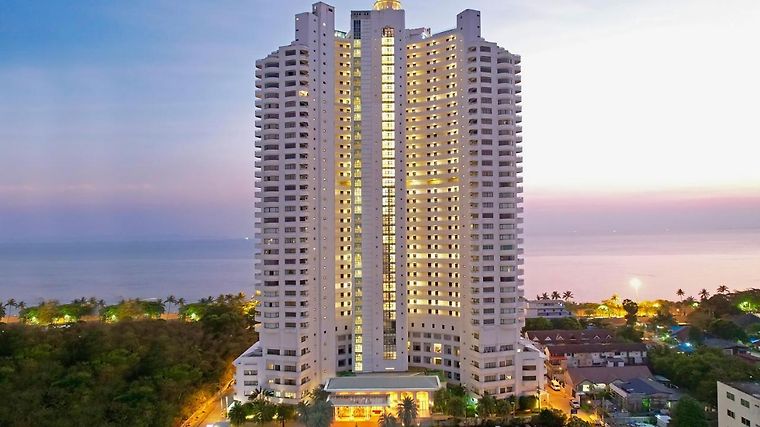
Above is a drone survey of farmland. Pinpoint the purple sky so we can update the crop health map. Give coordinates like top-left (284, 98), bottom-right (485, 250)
top-left (1, 0), bottom-right (759, 242)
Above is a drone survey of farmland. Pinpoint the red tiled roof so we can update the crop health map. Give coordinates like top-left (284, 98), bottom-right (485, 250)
top-left (567, 365), bottom-right (653, 387)
top-left (525, 329), bottom-right (617, 344)
top-left (546, 342), bottom-right (647, 355)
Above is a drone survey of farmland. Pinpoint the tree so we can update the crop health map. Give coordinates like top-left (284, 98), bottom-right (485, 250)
top-left (396, 397), bottom-right (418, 427)
top-left (699, 289), bottom-right (710, 301)
top-left (617, 325), bottom-right (643, 342)
top-left (432, 388), bottom-right (450, 414)
top-left (379, 412), bottom-right (399, 427)
top-left (541, 292), bottom-right (550, 300)
top-left (551, 291), bottom-right (561, 300)
top-left (670, 396), bottom-right (707, 427)
top-left (622, 299), bottom-right (639, 326)
top-left (523, 317), bottom-right (552, 331)
top-left (708, 319), bottom-right (747, 341)
top-left (477, 392), bottom-right (496, 418)
top-left (495, 398), bottom-right (514, 419)
top-left (676, 289), bottom-right (685, 301)
top-left (518, 395), bottom-right (538, 411)
top-left (275, 404), bottom-right (295, 427)
top-left (649, 310), bottom-right (676, 328)
top-left (297, 388), bottom-right (333, 427)
top-left (0, 303), bottom-right (5, 319)
top-left (566, 416), bottom-right (591, 427)
top-left (717, 284), bottom-right (729, 294)
top-left (550, 317), bottom-right (582, 330)
top-left (562, 291), bottom-right (574, 301)
top-left (249, 387), bottom-right (275, 402)
top-left (228, 401), bottom-right (248, 427)
top-left (5, 299), bottom-right (17, 317)
top-left (687, 326), bottom-right (704, 344)
top-left (530, 409), bottom-right (566, 427)
top-left (165, 295), bottom-right (177, 313)
top-left (448, 394), bottom-right (467, 417)
top-left (248, 400), bottom-right (277, 425)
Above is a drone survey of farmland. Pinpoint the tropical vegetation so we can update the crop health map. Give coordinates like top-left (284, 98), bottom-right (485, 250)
top-left (0, 296), bottom-right (256, 426)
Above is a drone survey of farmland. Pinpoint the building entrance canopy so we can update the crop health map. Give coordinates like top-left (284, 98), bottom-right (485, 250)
top-left (324, 375), bottom-right (441, 393)
top-left (328, 394), bottom-right (391, 407)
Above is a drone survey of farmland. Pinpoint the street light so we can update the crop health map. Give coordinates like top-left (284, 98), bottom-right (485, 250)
top-left (629, 278), bottom-right (642, 300)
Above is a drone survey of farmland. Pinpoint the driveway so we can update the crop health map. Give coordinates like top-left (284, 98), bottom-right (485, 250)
top-left (544, 386), bottom-right (598, 423)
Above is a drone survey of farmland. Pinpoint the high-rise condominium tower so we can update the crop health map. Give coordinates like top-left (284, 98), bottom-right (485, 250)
top-left (235, 0), bottom-right (545, 403)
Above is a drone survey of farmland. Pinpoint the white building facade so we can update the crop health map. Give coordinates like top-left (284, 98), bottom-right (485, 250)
top-left (526, 299), bottom-right (573, 318)
top-left (237, 0), bottom-right (543, 403)
top-left (718, 381), bottom-right (760, 427)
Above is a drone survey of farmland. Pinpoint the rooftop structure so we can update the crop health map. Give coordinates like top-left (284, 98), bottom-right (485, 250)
top-left (324, 375), bottom-right (441, 392)
top-left (565, 365), bottom-right (653, 394)
top-left (718, 381), bottom-right (760, 427)
top-left (525, 329), bottom-right (617, 345)
top-left (526, 299), bottom-right (573, 319)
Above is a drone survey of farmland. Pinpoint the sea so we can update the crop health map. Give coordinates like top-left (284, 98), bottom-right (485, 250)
top-left (0, 231), bottom-right (758, 304)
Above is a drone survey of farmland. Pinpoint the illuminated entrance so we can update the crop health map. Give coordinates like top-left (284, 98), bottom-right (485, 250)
top-left (324, 375), bottom-right (441, 422)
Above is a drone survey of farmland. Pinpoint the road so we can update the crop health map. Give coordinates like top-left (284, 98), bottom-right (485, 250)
top-left (196, 391), bottom-right (234, 427)
top-left (181, 379), bottom-right (234, 427)
top-left (544, 386), bottom-right (600, 424)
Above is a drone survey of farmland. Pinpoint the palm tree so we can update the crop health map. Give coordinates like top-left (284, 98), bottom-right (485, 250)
top-left (562, 291), bottom-right (574, 301)
top-left (177, 297), bottom-right (186, 308)
top-left (551, 291), bottom-right (561, 300)
top-left (165, 295), bottom-right (177, 314)
top-left (717, 284), bottom-right (729, 294)
top-left (699, 289), bottom-right (710, 301)
top-left (379, 412), bottom-right (400, 427)
top-left (275, 404), bottom-right (295, 427)
top-left (5, 299), bottom-right (17, 317)
top-left (298, 399), bottom-right (333, 427)
top-left (541, 292), bottom-right (549, 300)
top-left (676, 288), bottom-right (685, 301)
top-left (396, 396), bottom-right (418, 427)
top-left (477, 392), bottom-right (496, 418)
top-left (228, 401), bottom-right (248, 427)
top-left (249, 387), bottom-right (275, 402)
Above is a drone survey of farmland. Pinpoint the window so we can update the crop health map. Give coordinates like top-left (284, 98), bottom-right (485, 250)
top-left (727, 409), bottom-right (735, 418)
top-left (740, 398), bottom-right (749, 408)
top-left (726, 392), bottom-right (735, 401)
top-left (741, 417), bottom-right (750, 426)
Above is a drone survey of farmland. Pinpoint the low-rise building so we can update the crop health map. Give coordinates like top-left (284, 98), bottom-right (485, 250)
top-left (546, 342), bottom-right (648, 379)
top-left (233, 342), bottom-right (262, 401)
top-left (718, 381), bottom-right (760, 427)
top-left (324, 375), bottom-right (441, 422)
top-left (526, 300), bottom-right (573, 319)
top-left (526, 328), bottom-right (647, 381)
top-left (565, 365), bottom-right (653, 396)
top-left (526, 329), bottom-right (616, 346)
top-left (610, 377), bottom-right (680, 413)
top-left (704, 338), bottom-right (751, 356)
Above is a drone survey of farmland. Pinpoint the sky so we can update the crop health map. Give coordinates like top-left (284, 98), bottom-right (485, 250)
top-left (2, 0), bottom-right (760, 242)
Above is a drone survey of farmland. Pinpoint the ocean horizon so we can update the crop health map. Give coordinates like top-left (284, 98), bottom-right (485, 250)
top-left (0, 230), bottom-right (758, 304)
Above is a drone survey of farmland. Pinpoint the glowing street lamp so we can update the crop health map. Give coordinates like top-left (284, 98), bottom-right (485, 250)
top-left (630, 278), bottom-right (642, 300)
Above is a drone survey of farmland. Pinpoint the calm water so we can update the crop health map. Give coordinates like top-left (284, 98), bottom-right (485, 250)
top-left (0, 240), bottom-right (255, 304)
top-left (525, 230), bottom-right (760, 301)
top-left (0, 231), bottom-right (758, 303)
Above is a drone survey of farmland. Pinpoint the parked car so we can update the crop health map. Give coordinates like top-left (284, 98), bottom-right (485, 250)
top-left (550, 379), bottom-right (561, 391)
top-left (570, 399), bottom-right (581, 409)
